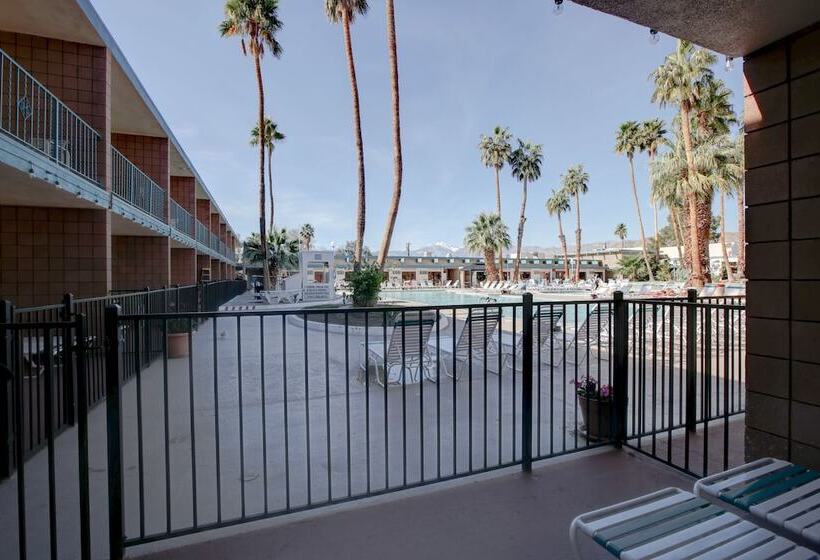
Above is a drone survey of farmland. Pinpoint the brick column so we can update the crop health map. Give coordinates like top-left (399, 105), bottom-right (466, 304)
top-left (170, 176), bottom-right (196, 285)
top-left (744, 23), bottom-right (820, 469)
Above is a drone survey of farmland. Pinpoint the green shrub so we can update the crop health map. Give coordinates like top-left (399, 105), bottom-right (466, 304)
top-left (348, 265), bottom-right (383, 307)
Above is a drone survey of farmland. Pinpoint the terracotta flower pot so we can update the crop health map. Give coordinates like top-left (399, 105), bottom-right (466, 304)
top-left (168, 332), bottom-right (190, 359)
top-left (577, 395), bottom-right (614, 441)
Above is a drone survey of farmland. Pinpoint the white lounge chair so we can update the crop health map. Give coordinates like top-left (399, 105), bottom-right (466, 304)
top-left (360, 313), bottom-right (437, 386)
top-left (564, 303), bottom-right (612, 365)
top-left (694, 457), bottom-right (820, 550)
top-left (570, 487), bottom-right (816, 560)
top-left (427, 309), bottom-right (501, 380)
top-left (498, 308), bottom-right (564, 371)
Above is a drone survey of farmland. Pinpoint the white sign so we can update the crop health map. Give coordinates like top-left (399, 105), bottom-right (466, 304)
top-left (300, 251), bottom-right (335, 302)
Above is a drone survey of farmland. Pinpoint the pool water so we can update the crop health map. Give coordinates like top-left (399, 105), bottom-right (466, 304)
top-left (380, 289), bottom-right (522, 307)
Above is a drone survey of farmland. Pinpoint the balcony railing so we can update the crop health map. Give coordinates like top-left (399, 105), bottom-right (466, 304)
top-left (210, 232), bottom-right (219, 252)
top-left (195, 220), bottom-right (210, 247)
top-left (170, 199), bottom-right (195, 239)
top-left (111, 147), bottom-right (166, 221)
top-left (0, 48), bottom-right (101, 183)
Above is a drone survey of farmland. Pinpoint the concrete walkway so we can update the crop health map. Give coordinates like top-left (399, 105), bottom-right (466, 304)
top-left (130, 449), bottom-right (694, 560)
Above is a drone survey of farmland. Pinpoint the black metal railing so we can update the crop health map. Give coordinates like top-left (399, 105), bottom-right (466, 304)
top-left (0, 289), bottom-right (745, 560)
top-left (1, 281), bottom-right (246, 469)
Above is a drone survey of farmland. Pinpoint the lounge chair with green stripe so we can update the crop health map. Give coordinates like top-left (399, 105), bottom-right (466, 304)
top-left (695, 458), bottom-right (820, 550)
top-left (569, 487), bottom-right (817, 559)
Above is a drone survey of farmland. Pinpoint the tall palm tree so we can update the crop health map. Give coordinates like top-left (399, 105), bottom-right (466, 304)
top-left (464, 213), bottom-right (510, 283)
top-left (242, 229), bottom-right (299, 288)
top-left (651, 40), bottom-right (716, 287)
top-left (326, 0), bottom-right (369, 267)
top-left (640, 118), bottom-right (667, 255)
top-left (615, 223), bottom-right (628, 248)
top-left (615, 122), bottom-right (654, 281)
top-left (509, 140), bottom-right (543, 281)
top-left (250, 118), bottom-right (285, 230)
top-left (546, 189), bottom-right (571, 279)
top-left (299, 223), bottom-right (315, 250)
top-left (376, 0), bottom-right (403, 270)
top-left (560, 164), bottom-right (589, 282)
top-left (220, 0), bottom-right (283, 290)
top-left (478, 126), bottom-right (513, 277)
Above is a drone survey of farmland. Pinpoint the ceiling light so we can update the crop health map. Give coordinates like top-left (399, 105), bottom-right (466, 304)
top-left (649, 29), bottom-right (659, 44)
top-left (553, 0), bottom-right (564, 15)
top-left (725, 56), bottom-right (734, 71)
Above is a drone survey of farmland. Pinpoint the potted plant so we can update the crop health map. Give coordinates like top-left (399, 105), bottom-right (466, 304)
top-left (167, 318), bottom-right (194, 359)
top-left (571, 376), bottom-right (614, 441)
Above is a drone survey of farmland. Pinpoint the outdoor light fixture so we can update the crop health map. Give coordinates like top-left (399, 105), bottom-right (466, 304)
top-left (553, 0), bottom-right (564, 15)
top-left (649, 29), bottom-right (659, 44)
top-left (725, 56), bottom-right (734, 71)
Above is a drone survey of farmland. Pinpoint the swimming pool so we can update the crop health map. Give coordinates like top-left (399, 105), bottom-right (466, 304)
top-left (380, 289), bottom-right (521, 307)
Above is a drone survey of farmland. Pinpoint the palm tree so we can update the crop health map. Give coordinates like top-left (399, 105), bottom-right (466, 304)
top-left (651, 39), bottom-right (716, 287)
top-left (479, 126), bottom-right (513, 277)
top-left (707, 134), bottom-right (743, 281)
top-left (250, 118), bottom-right (285, 231)
top-left (615, 122), bottom-right (654, 281)
top-left (640, 118), bottom-right (667, 255)
top-left (509, 140), bottom-right (543, 281)
top-left (299, 223), bottom-right (315, 250)
top-left (220, 0), bottom-right (283, 290)
top-left (650, 160), bottom-right (687, 272)
top-left (242, 229), bottom-right (299, 288)
top-left (615, 223), bottom-right (628, 248)
top-left (326, 0), bottom-right (369, 267)
top-left (464, 213), bottom-right (510, 283)
top-left (376, 0), bottom-right (403, 270)
top-left (546, 189), bottom-right (571, 279)
top-left (560, 164), bottom-right (589, 282)
top-left (733, 133), bottom-right (746, 279)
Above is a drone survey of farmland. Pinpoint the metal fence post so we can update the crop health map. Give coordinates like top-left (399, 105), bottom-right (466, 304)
top-left (612, 291), bottom-right (629, 447)
top-left (61, 293), bottom-right (76, 425)
top-left (521, 292), bottom-right (533, 472)
top-left (0, 300), bottom-right (13, 479)
top-left (685, 288), bottom-right (698, 432)
top-left (75, 313), bottom-right (91, 560)
top-left (104, 305), bottom-right (125, 560)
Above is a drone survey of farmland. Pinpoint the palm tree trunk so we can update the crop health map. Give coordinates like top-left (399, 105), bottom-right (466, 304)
top-left (342, 12), bottom-right (366, 267)
top-left (514, 179), bottom-right (528, 282)
top-left (253, 52), bottom-right (270, 290)
top-left (268, 146), bottom-right (274, 231)
top-left (719, 191), bottom-right (733, 281)
top-left (484, 248), bottom-right (498, 282)
top-left (558, 214), bottom-right (569, 279)
top-left (670, 209), bottom-right (685, 276)
top-left (736, 186), bottom-right (745, 279)
top-left (680, 105), bottom-right (704, 287)
top-left (574, 192), bottom-right (582, 282)
top-left (697, 195), bottom-right (714, 283)
top-left (495, 167), bottom-right (503, 279)
top-left (628, 156), bottom-right (654, 281)
top-left (653, 202), bottom-right (660, 256)
top-left (376, 0), bottom-right (402, 270)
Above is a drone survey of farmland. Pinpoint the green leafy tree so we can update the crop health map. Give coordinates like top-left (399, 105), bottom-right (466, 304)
top-left (546, 189), bottom-right (571, 279)
top-left (651, 40), bottom-right (716, 287)
top-left (464, 212), bottom-right (511, 283)
top-left (299, 223), bottom-right (315, 250)
top-left (242, 228), bottom-right (299, 287)
top-left (615, 121), bottom-right (654, 281)
top-left (560, 164), bottom-right (589, 282)
top-left (614, 223), bottom-right (628, 248)
top-left (326, 0), bottom-right (369, 266)
top-left (509, 140), bottom-right (543, 281)
top-left (617, 252), bottom-right (673, 282)
top-left (250, 118), bottom-right (285, 230)
top-left (479, 126), bottom-right (513, 277)
top-left (220, 0), bottom-right (283, 289)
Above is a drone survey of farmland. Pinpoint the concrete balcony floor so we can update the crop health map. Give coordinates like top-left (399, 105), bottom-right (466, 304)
top-left (132, 449), bottom-right (695, 560)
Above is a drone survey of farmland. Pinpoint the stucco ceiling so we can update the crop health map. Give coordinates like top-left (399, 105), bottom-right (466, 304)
top-left (573, 0), bottom-right (820, 57)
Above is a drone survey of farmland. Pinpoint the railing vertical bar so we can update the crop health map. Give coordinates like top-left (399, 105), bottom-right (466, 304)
top-left (482, 306), bottom-right (487, 470)
top-left (436, 311), bottom-right (441, 478)
top-left (187, 318), bottom-right (198, 526)
top-left (281, 315), bottom-right (290, 510)
top-left (401, 309), bottom-right (407, 485)
top-left (134, 320), bottom-right (145, 537)
top-left (324, 313), bottom-right (331, 500)
top-left (105, 305), bottom-right (124, 560)
top-left (162, 318), bottom-right (171, 533)
top-left (467, 307), bottom-right (473, 472)
top-left (75, 314), bottom-right (91, 560)
top-left (451, 309), bottom-right (456, 475)
top-left (259, 316), bottom-right (267, 513)
top-left (302, 312), bottom-right (311, 504)
top-left (344, 313), bottom-right (351, 498)
top-left (44, 330), bottom-right (57, 560)
top-left (521, 293), bottom-right (533, 472)
top-left (212, 318), bottom-right (222, 523)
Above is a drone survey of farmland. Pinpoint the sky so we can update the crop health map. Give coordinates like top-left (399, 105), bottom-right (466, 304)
top-left (89, 0), bottom-right (744, 253)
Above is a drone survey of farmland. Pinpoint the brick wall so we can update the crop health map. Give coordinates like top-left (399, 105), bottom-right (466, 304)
top-left (196, 199), bottom-right (210, 224)
top-left (197, 254), bottom-right (211, 282)
top-left (744, 23), bottom-right (820, 468)
top-left (0, 206), bottom-right (110, 306)
top-left (171, 176), bottom-right (195, 213)
top-left (210, 258), bottom-right (222, 281)
top-left (170, 247), bottom-right (196, 285)
top-left (111, 236), bottom-right (169, 291)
